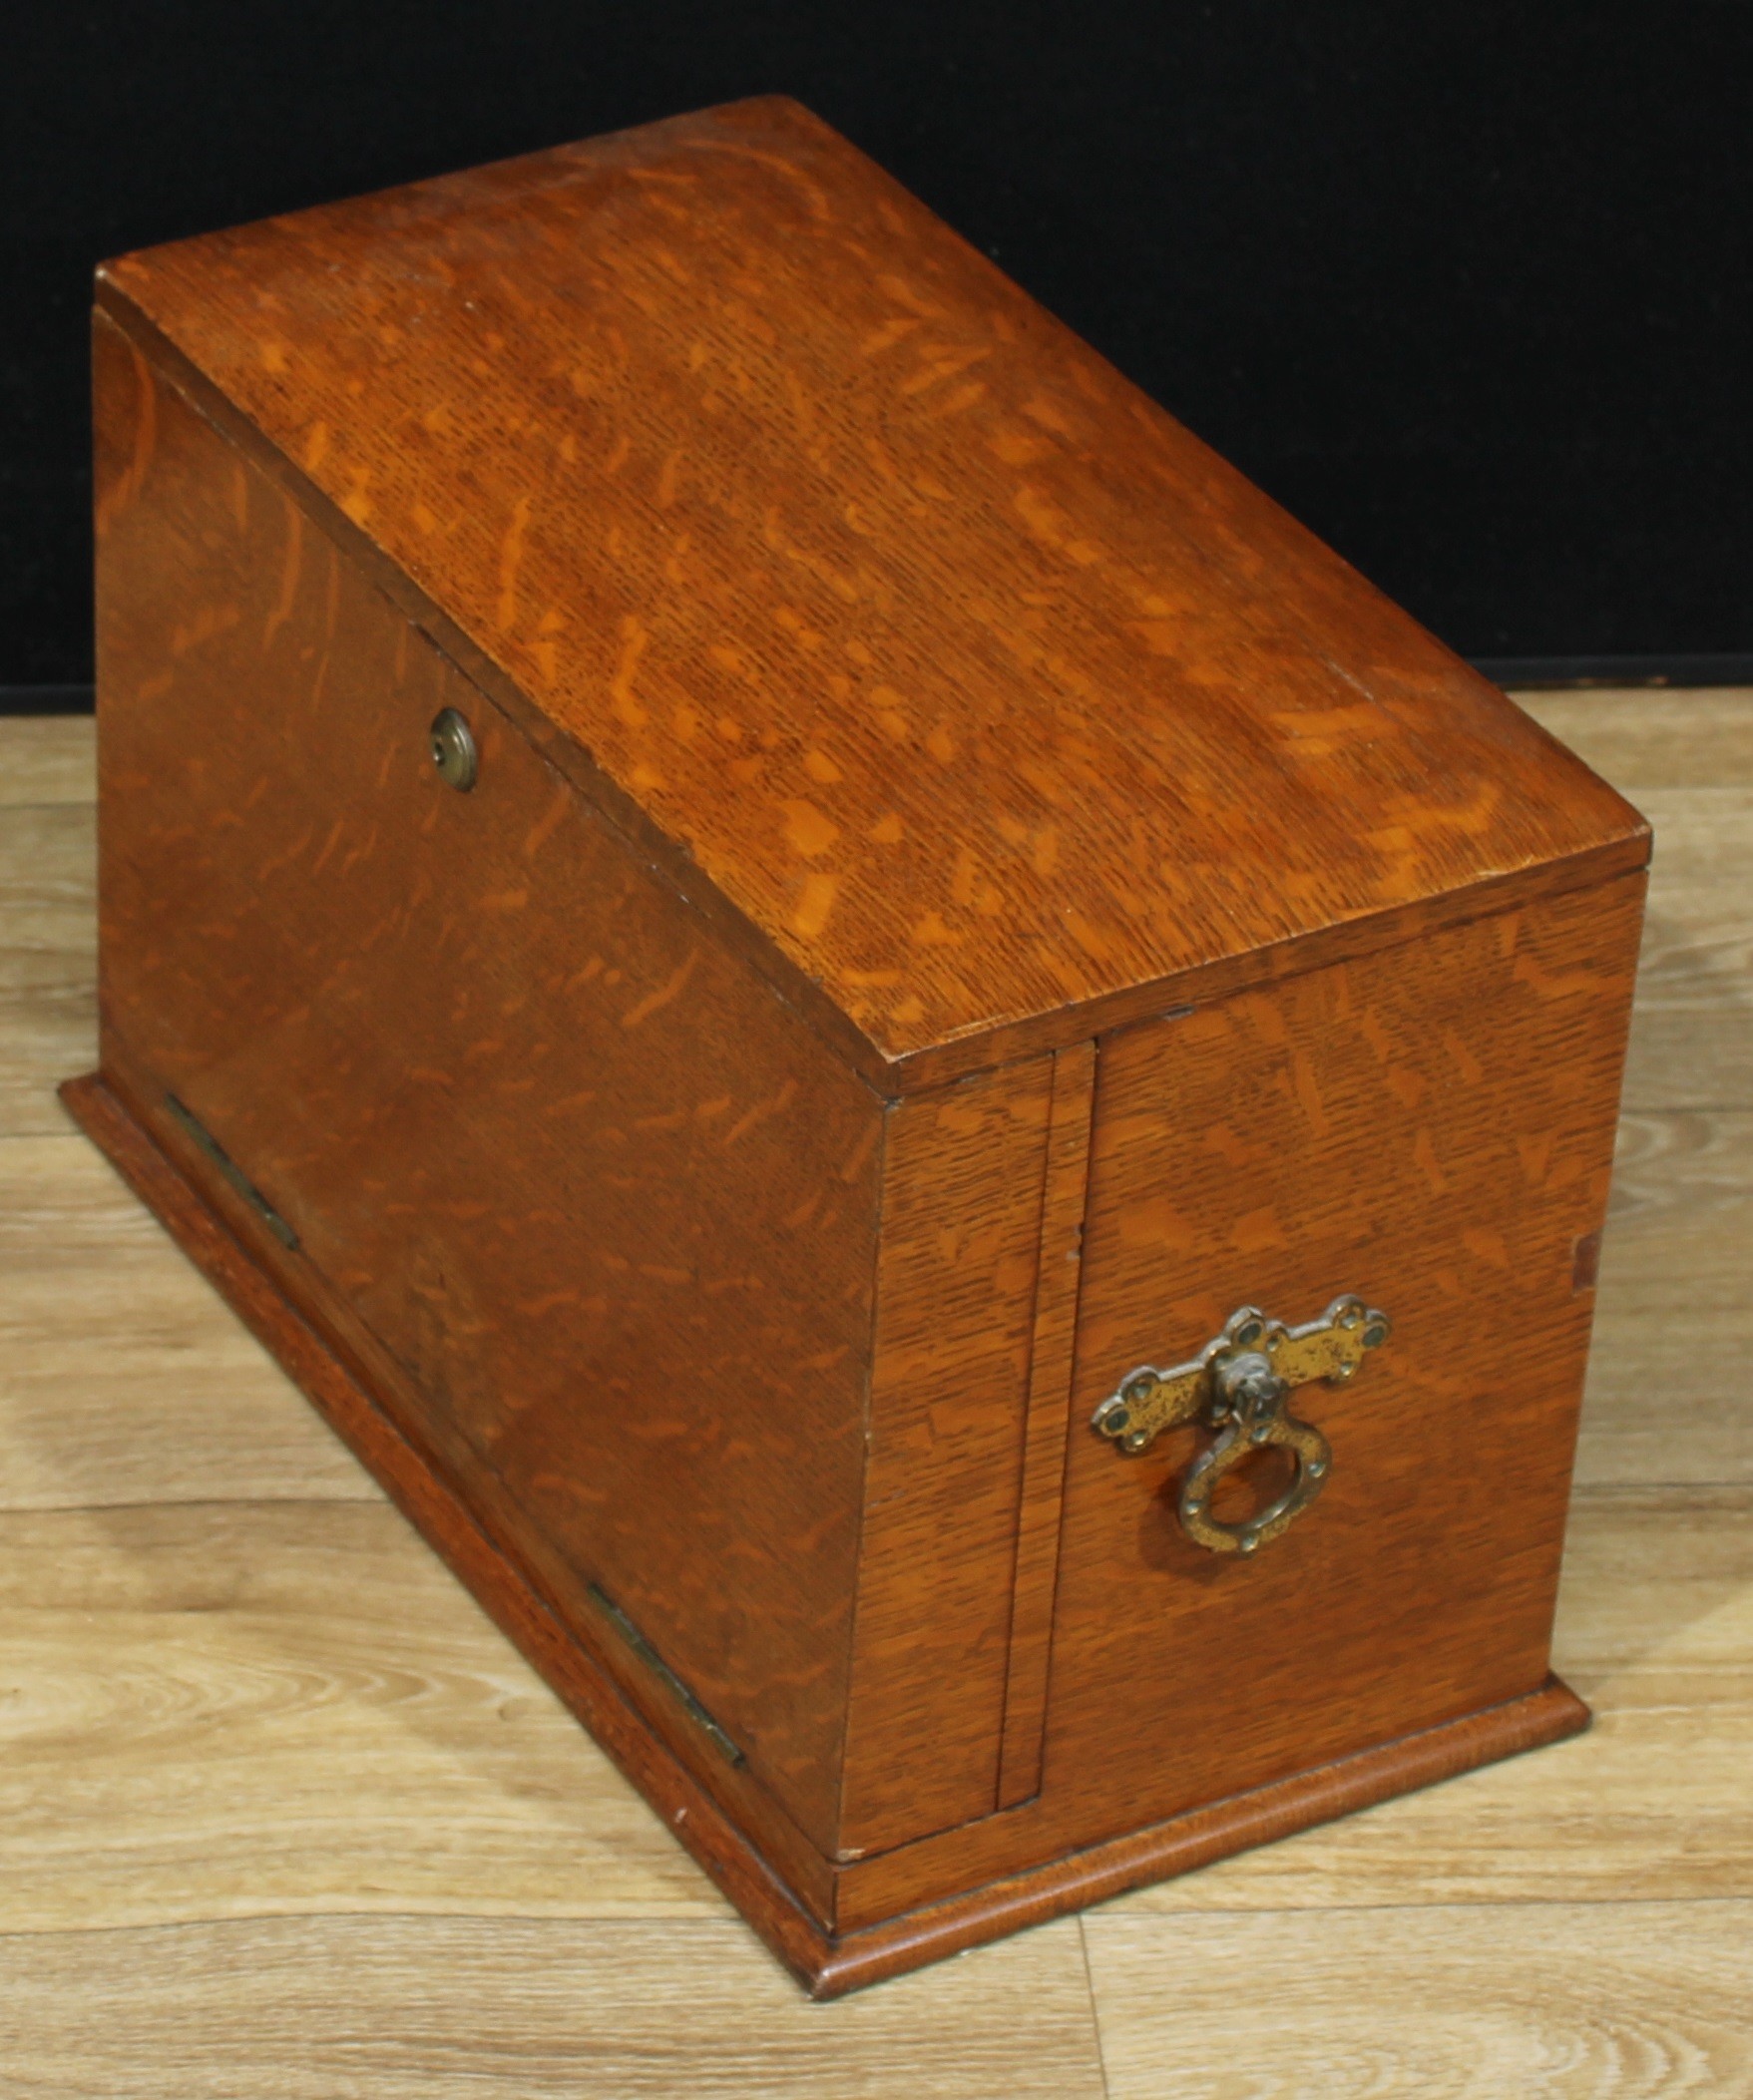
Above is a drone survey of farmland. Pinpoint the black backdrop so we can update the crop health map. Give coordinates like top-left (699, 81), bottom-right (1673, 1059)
top-left (5, 0), bottom-right (1749, 691)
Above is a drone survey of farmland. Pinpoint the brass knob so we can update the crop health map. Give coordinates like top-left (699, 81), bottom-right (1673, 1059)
top-left (429, 707), bottom-right (479, 791)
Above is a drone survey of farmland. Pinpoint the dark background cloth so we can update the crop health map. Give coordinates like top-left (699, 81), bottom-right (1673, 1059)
top-left (3, 0), bottom-right (1748, 690)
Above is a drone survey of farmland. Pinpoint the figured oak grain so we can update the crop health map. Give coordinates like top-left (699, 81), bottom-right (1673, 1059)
top-left (1111, 1489), bottom-right (1753, 1914)
top-left (97, 97), bottom-right (1646, 1081)
top-left (822, 830), bottom-right (1645, 1922)
top-left (46, 1083), bottom-right (1606, 1994)
top-left (58, 1066), bottom-right (846, 1943)
top-left (997, 1038), bottom-right (1096, 1809)
top-left (70, 93), bottom-right (1667, 1989)
top-left (76, 200), bottom-right (1665, 1966)
top-left (92, 320), bottom-right (883, 1855)
top-left (11, 699), bottom-right (1736, 1148)
top-left (1045, 875), bottom-right (1644, 1845)
top-left (0, 685), bottom-right (1743, 2066)
top-left (838, 1055), bottom-right (1057, 1855)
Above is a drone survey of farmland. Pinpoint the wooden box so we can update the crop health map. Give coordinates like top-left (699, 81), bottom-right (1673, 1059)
top-left (70, 97), bottom-right (1649, 1995)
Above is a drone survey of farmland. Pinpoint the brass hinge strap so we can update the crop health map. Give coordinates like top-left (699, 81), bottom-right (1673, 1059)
top-left (588, 1582), bottom-right (745, 1767)
top-left (164, 1093), bottom-right (299, 1250)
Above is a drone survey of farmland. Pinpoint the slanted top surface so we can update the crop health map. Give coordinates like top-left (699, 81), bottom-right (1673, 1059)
top-left (101, 97), bottom-right (1645, 1072)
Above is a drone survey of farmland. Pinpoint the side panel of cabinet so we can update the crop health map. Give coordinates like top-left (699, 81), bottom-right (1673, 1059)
top-left (93, 311), bottom-right (882, 1855)
top-left (1044, 874), bottom-right (1644, 1842)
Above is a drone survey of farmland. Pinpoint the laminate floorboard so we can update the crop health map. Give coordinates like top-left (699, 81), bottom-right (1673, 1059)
top-left (0, 1913), bottom-right (1107, 2100)
top-left (0, 694), bottom-right (1747, 2094)
top-left (0, 1136), bottom-right (374, 1509)
top-left (0, 798), bottom-right (94, 1139)
top-left (1519, 688), bottom-right (1753, 1114)
top-left (0, 715), bottom-right (94, 808)
top-left (0, 1499), bottom-right (713, 1932)
top-left (1083, 1900), bottom-right (1753, 2098)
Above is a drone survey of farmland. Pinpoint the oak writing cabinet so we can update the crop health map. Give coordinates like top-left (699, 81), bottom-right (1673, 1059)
top-left (70, 98), bottom-right (1648, 1993)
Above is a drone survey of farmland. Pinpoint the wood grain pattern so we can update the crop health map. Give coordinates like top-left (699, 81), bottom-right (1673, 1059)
top-left (998, 1038), bottom-right (1096, 1808)
top-left (96, 96), bottom-right (1646, 1085)
top-left (838, 1055), bottom-right (1057, 1855)
top-left (0, 1131), bottom-right (376, 1510)
top-left (1114, 1489), bottom-right (1753, 1913)
top-left (58, 1069), bottom-right (1599, 1997)
top-left (71, 92), bottom-right (1664, 1998)
top-left (1044, 874), bottom-right (1644, 1844)
top-left (30, 1103), bottom-right (1740, 1541)
top-left (1617, 787), bottom-right (1753, 1110)
top-left (1580, 1110), bottom-right (1753, 1486)
top-left (0, 715), bottom-right (95, 807)
top-left (0, 685), bottom-right (1741, 2077)
top-left (92, 319), bottom-right (884, 1854)
top-left (1083, 1901), bottom-right (1753, 2098)
top-left (828, 877), bottom-right (1658, 1921)
top-left (0, 800), bottom-right (94, 1138)
top-left (59, 1068), bottom-right (845, 1952)
top-left (1518, 684), bottom-right (1753, 788)
top-left (6, 690), bottom-right (1723, 1158)
top-left (0, 1914), bottom-right (1109, 2100)
top-left (80, 294), bottom-right (1654, 1950)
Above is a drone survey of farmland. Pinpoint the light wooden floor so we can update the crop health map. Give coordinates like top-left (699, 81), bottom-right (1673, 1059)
top-left (1, 693), bottom-right (1749, 2097)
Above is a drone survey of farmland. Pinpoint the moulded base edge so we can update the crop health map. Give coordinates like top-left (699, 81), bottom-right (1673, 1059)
top-left (60, 1068), bottom-right (1591, 1998)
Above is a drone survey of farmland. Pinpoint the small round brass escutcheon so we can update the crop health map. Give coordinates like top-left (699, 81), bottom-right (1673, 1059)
top-left (430, 707), bottom-right (479, 791)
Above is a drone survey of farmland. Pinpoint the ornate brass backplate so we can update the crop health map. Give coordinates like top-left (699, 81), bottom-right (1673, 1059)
top-left (1091, 1296), bottom-right (1391, 1556)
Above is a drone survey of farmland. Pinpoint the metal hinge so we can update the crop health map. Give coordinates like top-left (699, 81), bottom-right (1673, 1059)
top-left (164, 1093), bottom-right (299, 1249)
top-left (588, 1583), bottom-right (745, 1766)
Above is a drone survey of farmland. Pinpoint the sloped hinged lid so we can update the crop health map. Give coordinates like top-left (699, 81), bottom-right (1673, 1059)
top-left (98, 97), bottom-right (1647, 1094)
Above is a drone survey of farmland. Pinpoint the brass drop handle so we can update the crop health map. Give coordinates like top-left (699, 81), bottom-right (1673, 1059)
top-left (1092, 1296), bottom-right (1391, 1556)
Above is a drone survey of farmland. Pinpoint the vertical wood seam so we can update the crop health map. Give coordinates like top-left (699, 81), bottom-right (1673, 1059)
top-left (831, 1092), bottom-right (897, 1889)
top-left (838, 1055), bottom-right (1068, 1854)
top-left (989, 1061), bottom-right (1060, 1791)
top-left (996, 1038), bottom-right (1097, 1808)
